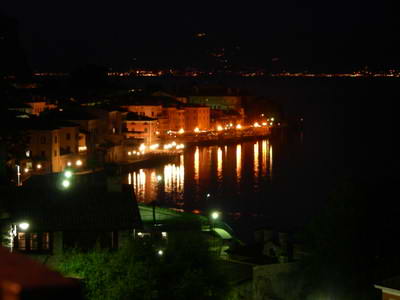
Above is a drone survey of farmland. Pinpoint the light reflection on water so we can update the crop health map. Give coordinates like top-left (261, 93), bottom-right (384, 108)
top-left (125, 139), bottom-right (273, 211)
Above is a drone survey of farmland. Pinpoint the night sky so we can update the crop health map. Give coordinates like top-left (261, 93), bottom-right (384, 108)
top-left (2, 1), bottom-right (398, 72)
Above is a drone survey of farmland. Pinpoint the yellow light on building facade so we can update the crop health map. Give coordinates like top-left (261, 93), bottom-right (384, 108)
top-left (254, 122), bottom-right (261, 127)
top-left (76, 160), bottom-right (82, 166)
top-left (178, 128), bottom-right (184, 134)
top-left (217, 125), bottom-right (223, 131)
top-left (24, 168), bottom-right (29, 173)
top-left (236, 124), bottom-right (242, 129)
top-left (128, 151), bottom-right (132, 156)
top-left (194, 127), bottom-right (200, 133)
top-left (139, 144), bottom-right (146, 152)
top-left (36, 164), bottom-right (42, 169)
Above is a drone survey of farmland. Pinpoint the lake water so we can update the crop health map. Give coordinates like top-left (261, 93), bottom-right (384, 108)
top-left (119, 77), bottom-right (398, 238)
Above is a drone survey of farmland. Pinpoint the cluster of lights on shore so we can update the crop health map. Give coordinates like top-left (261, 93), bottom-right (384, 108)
top-left (164, 118), bottom-right (275, 136)
top-left (21, 159), bottom-right (83, 175)
top-left (128, 142), bottom-right (185, 156)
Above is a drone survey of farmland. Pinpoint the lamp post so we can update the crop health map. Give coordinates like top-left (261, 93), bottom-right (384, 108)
top-left (209, 210), bottom-right (220, 255)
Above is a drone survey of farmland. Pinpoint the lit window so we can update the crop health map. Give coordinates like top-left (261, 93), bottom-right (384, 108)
top-left (15, 232), bottom-right (51, 252)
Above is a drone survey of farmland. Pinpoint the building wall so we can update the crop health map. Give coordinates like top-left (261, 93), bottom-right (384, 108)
top-left (28, 129), bottom-right (61, 173)
top-left (383, 292), bottom-right (400, 300)
top-left (70, 119), bottom-right (98, 153)
top-left (124, 120), bottom-right (158, 145)
top-left (122, 105), bottom-right (163, 119)
top-left (161, 107), bottom-right (185, 132)
top-left (184, 106), bottom-right (210, 131)
top-left (59, 126), bottom-right (79, 155)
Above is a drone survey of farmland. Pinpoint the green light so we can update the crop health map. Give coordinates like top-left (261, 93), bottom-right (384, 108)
top-left (211, 211), bottom-right (220, 220)
top-left (62, 179), bottom-right (70, 188)
top-left (64, 170), bottom-right (73, 178)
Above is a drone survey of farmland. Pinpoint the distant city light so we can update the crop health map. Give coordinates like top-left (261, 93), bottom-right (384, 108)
top-left (64, 170), bottom-right (73, 178)
top-left (139, 144), bottom-right (146, 152)
top-left (78, 146), bottom-right (87, 152)
top-left (217, 125), bottom-right (223, 131)
top-left (36, 164), bottom-right (42, 169)
top-left (24, 168), bottom-right (29, 173)
top-left (25, 150), bottom-right (30, 158)
top-left (157, 249), bottom-right (164, 256)
top-left (137, 232), bottom-right (143, 237)
top-left (179, 128), bottom-right (185, 134)
top-left (18, 222), bottom-right (30, 231)
top-left (271, 118), bottom-right (275, 121)
top-left (162, 232), bottom-right (167, 238)
top-left (194, 127), bottom-right (200, 133)
top-left (76, 160), bottom-right (82, 166)
top-left (67, 162), bottom-right (72, 166)
top-left (254, 122), bottom-right (261, 127)
top-left (206, 193), bottom-right (211, 198)
top-left (236, 124), bottom-right (242, 129)
top-left (157, 175), bottom-right (163, 182)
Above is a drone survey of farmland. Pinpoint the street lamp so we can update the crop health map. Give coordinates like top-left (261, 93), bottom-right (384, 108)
top-left (157, 249), bottom-right (164, 256)
top-left (62, 179), bottom-right (70, 188)
top-left (211, 211), bottom-right (220, 221)
top-left (18, 222), bottom-right (29, 231)
top-left (64, 170), bottom-right (73, 178)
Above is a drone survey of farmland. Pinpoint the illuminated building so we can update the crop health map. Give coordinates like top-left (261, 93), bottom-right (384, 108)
top-left (183, 105), bottom-right (210, 131)
top-left (124, 113), bottom-right (159, 145)
top-left (159, 107), bottom-right (185, 133)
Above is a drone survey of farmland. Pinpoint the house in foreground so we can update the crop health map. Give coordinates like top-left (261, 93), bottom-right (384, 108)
top-left (375, 277), bottom-right (400, 300)
top-left (0, 172), bottom-right (142, 266)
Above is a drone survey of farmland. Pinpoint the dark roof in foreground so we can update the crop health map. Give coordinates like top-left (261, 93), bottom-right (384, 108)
top-left (375, 276), bottom-right (400, 291)
top-left (2, 174), bottom-right (142, 231)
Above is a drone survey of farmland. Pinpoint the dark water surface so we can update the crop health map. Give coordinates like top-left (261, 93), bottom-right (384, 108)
top-left (120, 78), bottom-right (398, 238)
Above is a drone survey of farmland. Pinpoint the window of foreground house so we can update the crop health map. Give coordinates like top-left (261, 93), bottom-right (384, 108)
top-left (15, 232), bottom-right (51, 253)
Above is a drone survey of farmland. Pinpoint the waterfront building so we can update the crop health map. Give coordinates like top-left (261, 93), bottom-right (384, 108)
top-left (160, 106), bottom-right (185, 133)
top-left (121, 104), bottom-right (163, 119)
top-left (183, 105), bottom-right (210, 131)
top-left (123, 112), bottom-right (159, 145)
